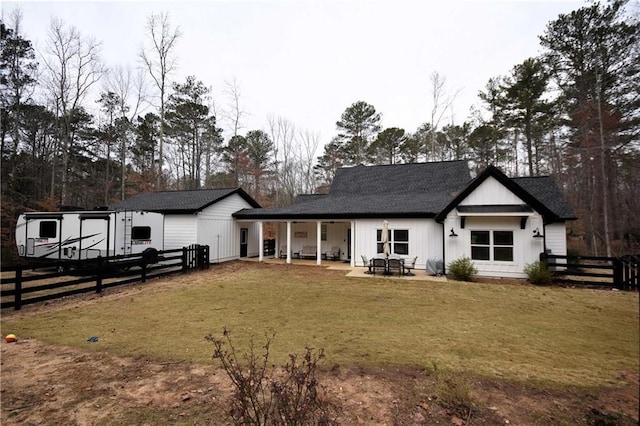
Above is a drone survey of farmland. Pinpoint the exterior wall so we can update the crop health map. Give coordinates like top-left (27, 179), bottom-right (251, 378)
top-left (443, 178), bottom-right (549, 278)
top-left (460, 176), bottom-right (524, 205)
top-left (544, 223), bottom-right (568, 256)
top-left (164, 215), bottom-right (198, 250)
top-left (353, 218), bottom-right (442, 270)
top-left (237, 221), bottom-right (261, 257)
top-left (197, 193), bottom-right (258, 262)
top-left (444, 215), bottom-right (545, 278)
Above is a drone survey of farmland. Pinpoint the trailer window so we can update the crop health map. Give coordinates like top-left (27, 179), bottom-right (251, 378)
top-left (132, 226), bottom-right (151, 240)
top-left (39, 221), bottom-right (57, 238)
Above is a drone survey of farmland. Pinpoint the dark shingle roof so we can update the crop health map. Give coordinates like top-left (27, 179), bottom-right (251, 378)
top-left (234, 162), bottom-right (576, 222)
top-left (330, 161), bottom-right (471, 195)
top-left (512, 176), bottom-right (576, 220)
top-left (435, 166), bottom-right (576, 222)
top-left (110, 188), bottom-right (260, 214)
top-left (233, 161), bottom-right (471, 219)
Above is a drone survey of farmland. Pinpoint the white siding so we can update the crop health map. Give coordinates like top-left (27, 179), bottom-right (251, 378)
top-left (443, 212), bottom-right (546, 278)
top-left (545, 223), bottom-right (567, 256)
top-left (353, 218), bottom-right (442, 270)
top-left (197, 193), bottom-right (257, 262)
top-left (164, 215), bottom-right (198, 249)
top-left (322, 222), bottom-right (349, 259)
top-left (460, 176), bottom-right (525, 205)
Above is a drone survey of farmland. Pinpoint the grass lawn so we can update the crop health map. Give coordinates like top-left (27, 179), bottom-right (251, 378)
top-left (2, 262), bottom-right (638, 388)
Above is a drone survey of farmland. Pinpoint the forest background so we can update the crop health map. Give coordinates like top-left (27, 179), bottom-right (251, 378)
top-left (1, 1), bottom-right (638, 261)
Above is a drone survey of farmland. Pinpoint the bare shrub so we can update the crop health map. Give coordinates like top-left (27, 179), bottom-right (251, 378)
top-left (205, 328), bottom-right (338, 425)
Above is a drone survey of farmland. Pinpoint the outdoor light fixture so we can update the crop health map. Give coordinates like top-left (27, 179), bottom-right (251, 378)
top-left (533, 228), bottom-right (544, 238)
top-left (449, 228), bottom-right (458, 237)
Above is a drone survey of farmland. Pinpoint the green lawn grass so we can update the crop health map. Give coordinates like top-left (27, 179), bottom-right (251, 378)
top-left (2, 263), bottom-right (638, 387)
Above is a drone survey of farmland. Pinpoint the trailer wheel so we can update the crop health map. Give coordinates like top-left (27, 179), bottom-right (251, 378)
top-left (142, 248), bottom-right (158, 265)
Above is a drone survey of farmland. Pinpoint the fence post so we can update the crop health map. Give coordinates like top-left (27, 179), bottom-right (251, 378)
top-left (182, 246), bottom-right (188, 272)
top-left (96, 256), bottom-right (103, 293)
top-left (15, 267), bottom-right (22, 311)
top-left (613, 258), bottom-right (623, 290)
top-left (201, 245), bottom-right (210, 269)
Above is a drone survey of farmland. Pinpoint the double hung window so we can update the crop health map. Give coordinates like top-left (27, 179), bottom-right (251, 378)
top-left (376, 229), bottom-right (409, 255)
top-left (470, 230), bottom-right (513, 262)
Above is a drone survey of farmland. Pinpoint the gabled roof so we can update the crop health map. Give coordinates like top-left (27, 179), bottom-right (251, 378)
top-left (233, 161), bottom-right (471, 220)
top-left (110, 187), bottom-right (261, 214)
top-left (511, 176), bottom-right (576, 220)
top-left (434, 165), bottom-right (576, 222)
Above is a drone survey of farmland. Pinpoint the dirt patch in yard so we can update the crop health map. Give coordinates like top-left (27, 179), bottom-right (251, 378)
top-left (2, 338), bottom-right (637, 425)
top-left (1, 262), bottom-right (638, 425)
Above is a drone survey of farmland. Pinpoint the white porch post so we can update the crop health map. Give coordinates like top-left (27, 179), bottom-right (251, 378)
top-left (350, 221), bottom-right (355, 267)
top-left (286, 221), bottom-right (292, 264)
top-left (258, 221), bottom-right (264, 262)
top-left (316, 221), bottom-right (322, 265)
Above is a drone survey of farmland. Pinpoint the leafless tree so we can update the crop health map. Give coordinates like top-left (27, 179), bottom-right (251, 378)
top-left (296, 129), bottom-right (320, 195)
top-left (103, 65), bottom-right (148, 199)
top-left (428, 71), bottom-right (461, 160)
top-left (138, 11), bottom-right (181, 190)
top-left (40, 17), bottom-right (105, 204)
top-left (268, 115), bottom-right (296, 205)
top-left (224, 78), bottom-right (246, 138)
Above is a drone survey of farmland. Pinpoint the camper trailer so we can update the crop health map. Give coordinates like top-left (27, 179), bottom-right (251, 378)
top-left (15, 210), bottom-right (164, 263)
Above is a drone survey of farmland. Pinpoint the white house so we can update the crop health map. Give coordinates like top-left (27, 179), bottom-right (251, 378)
top-left (110, 188), bottom-right (262, 263)
top-left (233, 162), bottom-right (576, 278)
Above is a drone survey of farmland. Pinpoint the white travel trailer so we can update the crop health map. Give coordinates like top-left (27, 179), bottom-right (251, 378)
top-left (15, 210), bottom-right (164, 263)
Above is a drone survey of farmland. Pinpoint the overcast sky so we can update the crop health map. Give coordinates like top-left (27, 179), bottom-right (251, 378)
top-left (5, 0), bottom-right (583, 149)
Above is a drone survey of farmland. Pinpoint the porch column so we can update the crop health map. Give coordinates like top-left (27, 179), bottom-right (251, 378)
top-left (286, 221), bottom-right (292, 264)
top-left (350, 221), bottom-right (355, 267)
top-left (316, 221), bottom-right (322, 265)
top-left (258, 221), bottom-right (264, 262)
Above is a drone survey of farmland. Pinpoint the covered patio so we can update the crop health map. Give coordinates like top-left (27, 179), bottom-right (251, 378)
top-left (255, 219), bottom-right (354, 266)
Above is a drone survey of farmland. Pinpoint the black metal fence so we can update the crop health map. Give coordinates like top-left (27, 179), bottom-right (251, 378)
top-left (1, 244), bottom-right (210, 310)
top-left (540, 253), bottom-right (639, 291)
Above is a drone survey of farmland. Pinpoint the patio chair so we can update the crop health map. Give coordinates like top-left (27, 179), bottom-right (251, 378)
top-left (279, 245), bottom-right (287, 259)
top-left (371, 258), bottom-right (387, 275)
top-left (403, 256), bottom-right (418, 276)
top-left (325, 246), bottom-right (341, 261)
top-left (361, 255), bottom-right (372, 273)
top-left (387, 258), bottom-right (404, 276)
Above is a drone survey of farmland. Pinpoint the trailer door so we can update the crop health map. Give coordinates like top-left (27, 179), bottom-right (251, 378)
top-left (79, 213), bottom-right (112, 259)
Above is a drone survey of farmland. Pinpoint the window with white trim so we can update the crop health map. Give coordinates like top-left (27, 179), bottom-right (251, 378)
top-left (471, 230), bottom-right (513, 262)
top-left (376, 228), bottom-right (409, 255)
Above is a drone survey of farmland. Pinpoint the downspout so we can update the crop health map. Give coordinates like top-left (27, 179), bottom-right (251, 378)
top-left (441, 220), bottom-right (446, 275)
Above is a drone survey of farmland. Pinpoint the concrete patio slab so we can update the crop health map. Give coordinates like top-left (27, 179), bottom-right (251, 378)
top-left (239, 256), bottom-right (448, 283)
